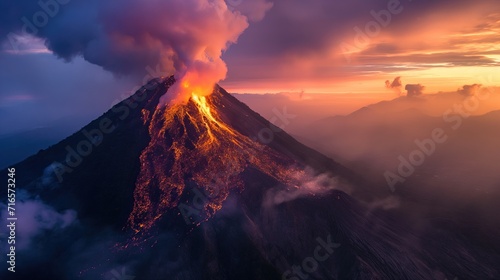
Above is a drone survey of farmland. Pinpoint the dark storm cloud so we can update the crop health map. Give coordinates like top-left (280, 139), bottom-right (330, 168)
top-left (2, 0), bottom-right (499, 90)
top-left (0, 0), bottom-right (271, 78)
top-left (5, 0), bottom-right (486, 76)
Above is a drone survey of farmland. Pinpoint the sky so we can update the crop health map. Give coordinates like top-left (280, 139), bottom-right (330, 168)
top-left (221, 0), bottom-right (500, 93)
top-left (1, 0), bottom-right (500, 133)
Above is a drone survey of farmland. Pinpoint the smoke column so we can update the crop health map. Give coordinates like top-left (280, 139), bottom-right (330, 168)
top-left (0, 0), bottom-right (273, 104)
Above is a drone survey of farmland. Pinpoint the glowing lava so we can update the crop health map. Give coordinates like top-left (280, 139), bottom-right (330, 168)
top-left (127, 85), bottom-right (304, 235)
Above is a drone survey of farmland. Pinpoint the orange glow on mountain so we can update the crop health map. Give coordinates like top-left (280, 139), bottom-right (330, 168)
top-left (163, 58), bottom-right (229, 105)
top-left (127, 86), bottom-right (305, 236)
top-left (191, 93), bottom-right (235, 143)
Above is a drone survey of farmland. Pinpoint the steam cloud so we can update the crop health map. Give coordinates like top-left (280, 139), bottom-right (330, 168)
top-left (458, 84), bottom-right (482, 96)
top-left (405, 84), bottom-right (425, 97)
top-left (385, 76), bottom-right (403, 95)
top-left (0, 0), bottom-right (273, 104)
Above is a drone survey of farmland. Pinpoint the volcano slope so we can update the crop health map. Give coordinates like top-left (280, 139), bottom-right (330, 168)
top-left (1, 76), bottom-right (499, 280)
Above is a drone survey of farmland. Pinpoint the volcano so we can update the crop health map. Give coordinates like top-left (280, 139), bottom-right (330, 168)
top-left (2, 77), bottom-right (499, 280)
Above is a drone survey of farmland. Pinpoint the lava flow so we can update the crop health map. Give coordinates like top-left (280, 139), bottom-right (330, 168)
top-left (127, 83), bottom-right (304, 234)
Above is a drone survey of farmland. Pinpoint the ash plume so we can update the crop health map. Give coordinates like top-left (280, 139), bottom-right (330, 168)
top-left (0, 0), bottom-right (272, 104)
top-left (0, 190), bottom-right (77, 251)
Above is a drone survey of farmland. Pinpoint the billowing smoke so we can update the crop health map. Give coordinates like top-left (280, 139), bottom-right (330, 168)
top-left (458, 84), bottom-right (482, 96)
top-left (0, 0), bottom-right (272, 104)
top-left (405, 84), bottom-right (425, 97)
top-left (0, 190), bottom-right (77, 251)
top-left (158, 0), bottom-right (273, 105)
top-left (385, 76), bottom-right (403, 95)
top-left (262, 170), bottom-right (352, 208)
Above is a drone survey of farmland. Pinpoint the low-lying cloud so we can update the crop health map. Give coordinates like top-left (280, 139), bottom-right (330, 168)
top-left (0, 190), bottom-right (77, 251)
top-left (458, 83), bottom-right (482, 96)
top-left (263, 170), bottom-right (351, 208)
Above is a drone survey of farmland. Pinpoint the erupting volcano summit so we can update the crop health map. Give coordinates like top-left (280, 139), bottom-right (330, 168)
top-left (128, 79), bottom-right (309, 234)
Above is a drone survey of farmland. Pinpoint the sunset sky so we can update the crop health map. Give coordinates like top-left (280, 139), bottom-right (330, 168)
top-left (1, 0), bottom-right (500, 132)
top-left (221, 0), bottom-right (500, 93)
